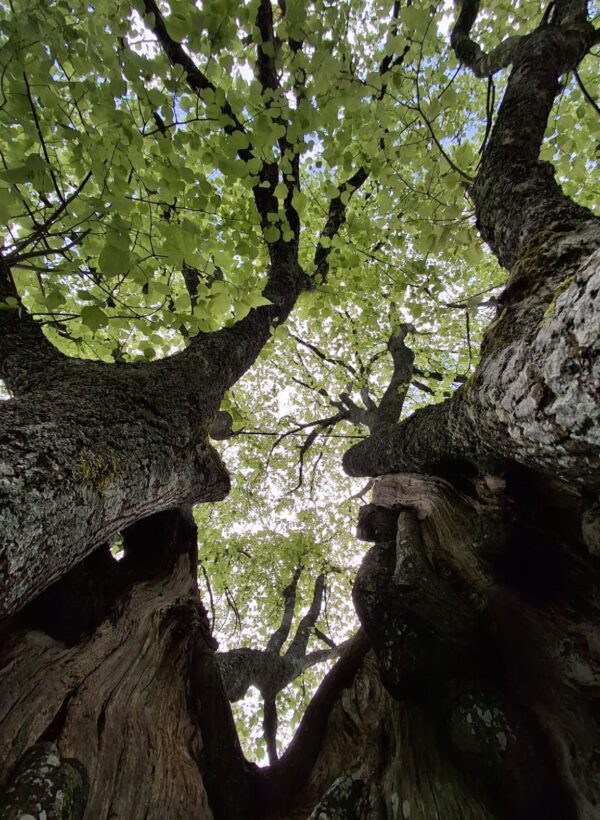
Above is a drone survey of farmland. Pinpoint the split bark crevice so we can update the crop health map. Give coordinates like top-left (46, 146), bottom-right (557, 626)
top-left (0, 508), bottom-right (216, 819)
top-left (0, 508), bottom-right (369, 820)
top-left (346, 471), bottom-right (600, 819)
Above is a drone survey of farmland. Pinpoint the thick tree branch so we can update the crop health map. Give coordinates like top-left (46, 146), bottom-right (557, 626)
top-left (450, 0), bottom-right (523, 77)
top-left (255, 0), bottom-right (302, 241)
top-left (263, 697), bottom-right (279, 764)
top-left (0, 258), bottom-right (66, 394)
top-left (194, 630), bottom-right (370, 819)
top-left (259, 630), bottom-right (370, 813)
top-left (370, 324), bottom-right (415, 432)
top-left (142, 0), bottom-right (243, 131)
top-left (216, 567), bottom-right (351, 764)
top-left (256, 0), bottom-right (280, 93)
top-left (454, 0), bottom-right (598, 269)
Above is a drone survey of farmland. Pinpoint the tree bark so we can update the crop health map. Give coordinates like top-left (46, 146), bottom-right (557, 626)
top-left (0, 508), bottom-right (219, 819)
top-left (0, 240), bottom-right (307, 617)
top-left (280, 470), bottom-right (600, 819)
top-left (0, 507), bottom-right (372, 820)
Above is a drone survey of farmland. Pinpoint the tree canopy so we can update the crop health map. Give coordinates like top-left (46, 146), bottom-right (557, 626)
top-left (1, 0), bottom-right (599, 782)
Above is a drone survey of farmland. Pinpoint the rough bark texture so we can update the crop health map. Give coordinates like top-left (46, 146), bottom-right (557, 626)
top-left (337, 10), bottom-right (600, 810)
top-left (0, 239), bottom-right (308, 617)
top-left (277, 470), bottom-right (600, 820)
top-left (1, 3), bottom-right (599, 818)
top-left (279, 653), bottom-right (497, 820)
top-left (0, 508), bottom-right (216, 820)
top-left (0, 742), bottom-right (88, 819)
top-left (0, 507), bottom-right (372, 820)
top-left (0, 368), bottom-right (230, 617)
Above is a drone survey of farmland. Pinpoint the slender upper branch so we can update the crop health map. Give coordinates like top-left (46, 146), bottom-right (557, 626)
top-left (370, 325), bottom-right (415, 432)
top-left (285, 572), bottom-right (326, 660)
top-left (142, 0), bottom-right (244, 131)
top-left (141, 0), bottom-right (281, 229)
top-left (314, 167), bottom-right (369, 282)
top-left (266, 565), bottom-right (303, 655)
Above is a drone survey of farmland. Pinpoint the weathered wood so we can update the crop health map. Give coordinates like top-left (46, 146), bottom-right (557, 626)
top-left (0, 509), bottom-right (215, 820)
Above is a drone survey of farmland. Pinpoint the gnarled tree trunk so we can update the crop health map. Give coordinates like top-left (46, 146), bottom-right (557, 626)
top-left (0, 508), bottom-right (218, 819)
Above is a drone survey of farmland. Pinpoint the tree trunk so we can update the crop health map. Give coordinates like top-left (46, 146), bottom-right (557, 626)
top-left (0, 241), bottom-right (306, 618)
top-left (0, 508), bottom-right (219, 819)
top-left (0, 508), bottom-right (372, 820)
top-left (332, 10), bottom-right (600, 812)
top-left (0, 364), bottom-right (232, 617)
top-left (278, 471), bottom-right (600, 820)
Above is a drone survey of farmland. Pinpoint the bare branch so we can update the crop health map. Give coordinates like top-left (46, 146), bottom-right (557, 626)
top-left (199, 561), bottom-right (216, 632)
top-left (289, 332), bottom-right (358, 376)
top-left (312, 626), bottom-right (337, 649)
top-left (6, 172), bottom-right (92, 260)
top-left (574, 68), bottom-right (600, 118)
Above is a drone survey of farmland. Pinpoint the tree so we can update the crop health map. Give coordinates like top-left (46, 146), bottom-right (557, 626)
top-left (217, 565), bottom-right (351, 765)
top-left (0, 0), bottom-right (598, 817)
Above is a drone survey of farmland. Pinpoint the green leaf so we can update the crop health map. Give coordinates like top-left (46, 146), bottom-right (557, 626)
top-left (246, 293), bottom-right (273, 308)
top-left (80, 306), bottom-right (109, 331)
top-left (263, 226), bottom-right (281, 243)
top-left (98, 244), bottom-right (130, 276)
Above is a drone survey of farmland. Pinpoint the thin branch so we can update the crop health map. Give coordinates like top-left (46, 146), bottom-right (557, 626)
top-left (266, 565), bottom-right (303, 655)
top-left (7, 171), bottom-right (92, 260)
top-left (22, 72), bottom-right (65, 204)
top-left (313, 626), bottom-right (337, 649)
top-left (574, 67), bottom-right (600, 117)
top-left (199, 561), bottom-right (216, 632)
top-left (288, 425), bottom-right (322, 494)
top-left (268, 410), bottom-right (349, 464)
top-left (285, 573), bottom-right (326, 660)
top-left (289, 331), bottom-right (357, 376)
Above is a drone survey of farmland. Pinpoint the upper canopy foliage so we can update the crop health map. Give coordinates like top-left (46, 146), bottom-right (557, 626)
top-left (4, 0), bottom-right (596, 363)
top-left (1, 0), bottom-right (598, 761)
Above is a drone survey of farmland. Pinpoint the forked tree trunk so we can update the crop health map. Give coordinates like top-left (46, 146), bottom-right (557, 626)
top-left (0, 509), bottom-right (370, 820)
